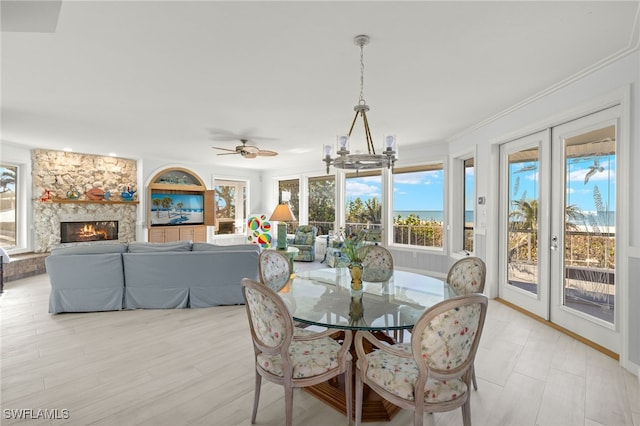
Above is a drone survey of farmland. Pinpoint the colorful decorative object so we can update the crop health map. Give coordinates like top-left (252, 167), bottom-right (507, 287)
top-left (85, 188), bottom-right (105, 201)
top-left (40, 189), bottom-right (52, 202)
top-left (120, 186), bottom-right (136, 201)
top-left (247, 214), bottom-right (274, 249)
top-left (66, 185), bottom-right (80, 200)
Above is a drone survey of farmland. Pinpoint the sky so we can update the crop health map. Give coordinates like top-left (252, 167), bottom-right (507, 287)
top-left (510, 154), bottom-right (616, 216)
top-left (345, 169), bottom-right (446, 212)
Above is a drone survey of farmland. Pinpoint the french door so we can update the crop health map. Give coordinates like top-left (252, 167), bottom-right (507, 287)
top-left (499, 106), bottom-right (619, 353)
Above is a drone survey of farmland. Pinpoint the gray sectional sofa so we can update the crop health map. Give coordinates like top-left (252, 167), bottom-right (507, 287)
top-left (45, 241), bottom-right (260, 314)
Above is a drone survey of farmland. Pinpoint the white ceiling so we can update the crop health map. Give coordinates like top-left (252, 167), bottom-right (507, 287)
top-left (2, 1), bottom-right (639, 172)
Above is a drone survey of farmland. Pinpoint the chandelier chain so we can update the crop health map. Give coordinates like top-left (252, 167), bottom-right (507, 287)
top-left (359, 42), bottom-right (366, 105)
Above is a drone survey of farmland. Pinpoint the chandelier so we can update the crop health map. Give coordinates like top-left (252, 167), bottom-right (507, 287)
top-left (323, 35), bottom-right (397, 174)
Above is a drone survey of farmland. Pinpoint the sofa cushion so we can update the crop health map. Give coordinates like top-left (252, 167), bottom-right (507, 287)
top-left (127, 241), bottom-right (192, 253)
top-left (192, 242), bottom-right (259, 253)
top-left (50, 244), bottom-right (128, 256)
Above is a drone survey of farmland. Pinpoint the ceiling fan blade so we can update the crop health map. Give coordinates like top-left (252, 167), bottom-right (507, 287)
top-left (257, 150), bottom-right (278, 157)
top-left (217, 152), bottom-right (240, 156)
top-left (212, 146), bottom-right (237, 152)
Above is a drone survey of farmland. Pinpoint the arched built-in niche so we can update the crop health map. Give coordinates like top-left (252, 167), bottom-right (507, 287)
top-left (147, 167), bottom-right (215, 243)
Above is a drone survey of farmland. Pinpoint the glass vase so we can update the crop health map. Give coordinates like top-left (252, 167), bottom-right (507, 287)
top-left (349, 261), bottom-right (363, 291)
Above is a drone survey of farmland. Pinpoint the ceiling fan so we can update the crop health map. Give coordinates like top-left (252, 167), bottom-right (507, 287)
top-left (212, 139), bottom-right (278, 159)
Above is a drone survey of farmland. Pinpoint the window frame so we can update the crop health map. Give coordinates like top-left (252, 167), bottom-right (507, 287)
top-left (344, 169), bottom-right (383, 232)
top-left (308, 174), bottom-right (336, 236)
top-left (449, 149), bottom-right (476, 255)
top-left (390, 161), bottom-right (446, 252)
top-left (213, 178), bottom-right (249, 236)
top-left (0, 162), bottom-right (28, 254)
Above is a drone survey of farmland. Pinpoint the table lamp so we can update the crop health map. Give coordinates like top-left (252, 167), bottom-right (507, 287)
top-left (270, 203), bottom-right (296, 250)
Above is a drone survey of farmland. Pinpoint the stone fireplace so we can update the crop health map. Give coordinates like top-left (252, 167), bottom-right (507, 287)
top-left (31, 149), bottom-right (139, 252)
top-left (60, 220), bottom-right (119, 243)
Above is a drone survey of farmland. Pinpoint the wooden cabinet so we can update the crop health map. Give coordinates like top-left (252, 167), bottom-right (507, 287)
top-left (147, 167), bottom-right (214, 243)
top-left (148, 225), bottom-right (206, 243)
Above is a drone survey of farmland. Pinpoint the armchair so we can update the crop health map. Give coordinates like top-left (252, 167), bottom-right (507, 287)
top-left (288, 225), bottom-right (317, 262)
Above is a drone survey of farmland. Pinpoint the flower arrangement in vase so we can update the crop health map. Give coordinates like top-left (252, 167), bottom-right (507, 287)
top-left (338, 228), bottom-right (369, 290)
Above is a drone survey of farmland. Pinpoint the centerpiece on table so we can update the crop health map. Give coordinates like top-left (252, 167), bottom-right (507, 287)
top-left (338, 228), bottom-right (369, 291)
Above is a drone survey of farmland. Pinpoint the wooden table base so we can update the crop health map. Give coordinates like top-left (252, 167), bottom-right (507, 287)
top-left (304, 378), bottom-right (401, 422)
top-left (303, 330), bottom-right (401, 422)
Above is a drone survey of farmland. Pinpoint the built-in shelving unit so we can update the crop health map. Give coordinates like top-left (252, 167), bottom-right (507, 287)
top-left (147, 167), bottom-right (214, 243)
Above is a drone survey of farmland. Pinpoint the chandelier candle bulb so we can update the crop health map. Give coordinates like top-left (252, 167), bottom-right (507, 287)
top-left (337, 135), bottom-right (350, 153)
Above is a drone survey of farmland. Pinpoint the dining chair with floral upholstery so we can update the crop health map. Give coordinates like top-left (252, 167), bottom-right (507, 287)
top-left (241, 278), bottom-right (353, 426)
top-left (258, 250), bottom-right (292, 292)
top-left (447, 256), bottom-right (486, 296)
top-left (354, 294), bottom-right (488, 426)
top-left (360, 245), bottom-right (394, 282)
top-left (445, 256), bottom-right (486, 390)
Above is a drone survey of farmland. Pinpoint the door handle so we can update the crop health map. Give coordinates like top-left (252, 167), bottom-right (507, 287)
top-left (550, 235), bottom-right (558, 251)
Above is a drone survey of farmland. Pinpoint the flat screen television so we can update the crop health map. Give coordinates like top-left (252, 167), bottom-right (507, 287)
top-left (150, 193), bottom-right (204, 226)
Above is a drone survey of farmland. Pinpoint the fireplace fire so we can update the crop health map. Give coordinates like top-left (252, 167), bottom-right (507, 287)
top-left (60, 221), bottom-right (119, 243)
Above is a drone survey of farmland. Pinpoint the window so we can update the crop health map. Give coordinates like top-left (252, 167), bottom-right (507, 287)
top-left (0, 164), bottom-right (18, 249)
top-left (278, 179), bottom-right (299, 230)
top-left (392, 164), bottom-right (444, 248)
top-left (308, 175), bottom-right (335, 235)
top-left (463, 158), bottom-right (475, 252)
top-left (214, 179), bottom-right (247, 235)
top-left (345, 170), bottom-right (382, 231)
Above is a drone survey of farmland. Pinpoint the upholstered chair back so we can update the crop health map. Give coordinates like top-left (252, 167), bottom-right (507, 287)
top-left (258, 250), bottom-right (292, 292)
top-left (446, 257), bottom-right (486, 295)
top-left (361, 245), bottom-right (394, 282)
top-left (293, 225), bottom-right (317, 245)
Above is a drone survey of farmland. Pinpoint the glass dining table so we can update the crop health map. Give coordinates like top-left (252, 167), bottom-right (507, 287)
top-left (277, 267), bottom-right (458, 422)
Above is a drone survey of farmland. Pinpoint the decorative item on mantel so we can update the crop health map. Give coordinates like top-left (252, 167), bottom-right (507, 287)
top-left (66, 185), bottom-right (80, 200)
top-left (338, 228), bottom-right (368, 291)
top-left (120, 186), bottom-right (136, 201)
top-left (40, 189), bottom-right (53, 202)
top-left (85, 188), bottom-right (105, 201)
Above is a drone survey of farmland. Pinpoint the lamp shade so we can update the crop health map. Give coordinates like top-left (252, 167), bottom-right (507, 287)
top-left (269, 204), bottom-right (296, 222)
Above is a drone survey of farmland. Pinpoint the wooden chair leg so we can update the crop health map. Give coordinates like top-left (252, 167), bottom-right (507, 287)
top-left (251, 370), bottom-right (261, 424)
top-left (355, 368), bottom-right (363, 426)
top-left (284, 383), bottom-right (294, 426)
top-left (345, 361), bottom-right (352, 424)
top-left (471, 365), bottom-right (478, 390)
top-left (462, 398), bottom-right (471, 426)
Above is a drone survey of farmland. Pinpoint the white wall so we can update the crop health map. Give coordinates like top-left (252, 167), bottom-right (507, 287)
top-left (448, 51), bottom-right (639, 371)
